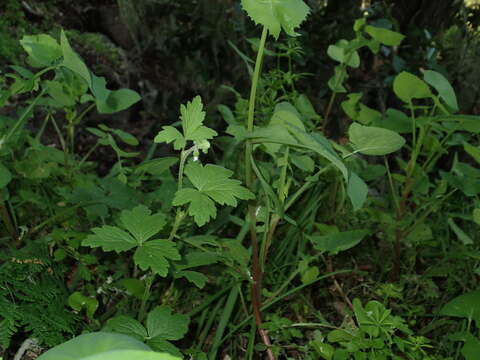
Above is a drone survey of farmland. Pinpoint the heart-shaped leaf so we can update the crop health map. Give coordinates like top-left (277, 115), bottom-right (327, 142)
top-left (393, 71), bottom-right (431, 103)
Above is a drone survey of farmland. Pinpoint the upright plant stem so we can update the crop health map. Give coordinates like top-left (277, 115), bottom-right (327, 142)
top-left (245, 26), bottom-right (268, 186)
top-left (244, 26), bottom-right (275, 360)
top-left (4, 87), bottom-right (47, 144)
top-left (322, 92), bottom-right (337, 132)
top-left (68, 103), bottom-right (96, 156)
top-left (168, 147), bottom-right (193, 242)
top-left (0, 198), bottom-right (18, 242)
top-left (138, 274), bottom-right (154, 322)
top-left (392, 107), bottom-right (426, 281)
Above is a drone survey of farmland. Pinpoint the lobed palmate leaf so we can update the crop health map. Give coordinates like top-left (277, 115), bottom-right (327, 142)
top-left (173, 162), bottom-right (254, 226)
top-left (83, 206), bottom-right (178, 276)
top-left (155, 96), bottom-right (217, 150)
top-left (146, 306), bottom-right (189, 341)
top-left (241, 0), bottom-right (310, 39)
top-left (134, 240), bottom-right (180, 277)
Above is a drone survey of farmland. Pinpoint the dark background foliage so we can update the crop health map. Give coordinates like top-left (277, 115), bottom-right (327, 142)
top-left (2, 0), bottom-right (479, 139)
top-left (1, 1), bottom-right (480, 358)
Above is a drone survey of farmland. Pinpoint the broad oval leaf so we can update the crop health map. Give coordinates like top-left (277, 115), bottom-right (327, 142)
top-left (265, 101), bottom-right (305, 153)
top-left (84, 350), bottom-right (180, 360)
top-left (393, 71), bottom-right (431, 103)
top-left (373, 108), bottom-right (412, 133)
top-left (347, 172), bottom-right (368, 211)
top-left (36, 332), bottom-right (152, 360)
top-left (270, 102), bottom-right (305, 130)
top-left (90, 71), bottom-right (141, 115)
top-left (0, 162), bottom-right (12, 189)
top-left (112, 129), bottom-right (139, 146)
top-left (60, 30), bottom-right (91, 87)
top-left (349, 123), bottom-right (405, 156)
top-left (294, 93), bottom-right (321, 122)
top-left (309, 230), bottom-right (369, 255)
top-left (20, 34), bottom-right (62, 67)
top-left (241, 0), bottom-right (310, 39)
top-left (96, 88), bottom-right (142, 114)
top-left (364, 25), bottom-right (405, 46)
top-left (423, 70), bottom-right (459, 111)
top-left (440, 290), bottom-right (480, 327)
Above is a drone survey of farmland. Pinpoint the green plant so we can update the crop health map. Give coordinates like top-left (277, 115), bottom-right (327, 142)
top-left (1, 1), bottom-right (479, 359)
top-left (313, 299), bottom-right (433, 360)
top-left (0, 242), bottom-right (80, 350)
top-left (439, 290), bottom-right (480, 360)
top-left (104, 305), bottom-right (189, 357)
top-left (0, 28), bottom-right (142, 354)
top-left (36, 332), bottom-right (180, 360)
top-left (323, 17), bottom-right (405, 132)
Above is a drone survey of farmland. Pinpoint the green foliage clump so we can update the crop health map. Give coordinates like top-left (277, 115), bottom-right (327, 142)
top-left (0, 243), bottom-right (78, 349)
top-left (0, 0), bottom-right (28, 64)
top-left (0, 1), bottom-right (480, 359)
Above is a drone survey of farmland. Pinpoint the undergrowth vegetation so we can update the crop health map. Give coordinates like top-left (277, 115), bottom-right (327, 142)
top-left (0, 0), bottom-right (479, 359)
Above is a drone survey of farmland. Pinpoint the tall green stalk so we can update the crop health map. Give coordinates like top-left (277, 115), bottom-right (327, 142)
top-left (243, 26), bottom-right (275, 360)
top-left (245, 26), bottom-right (268, 188)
